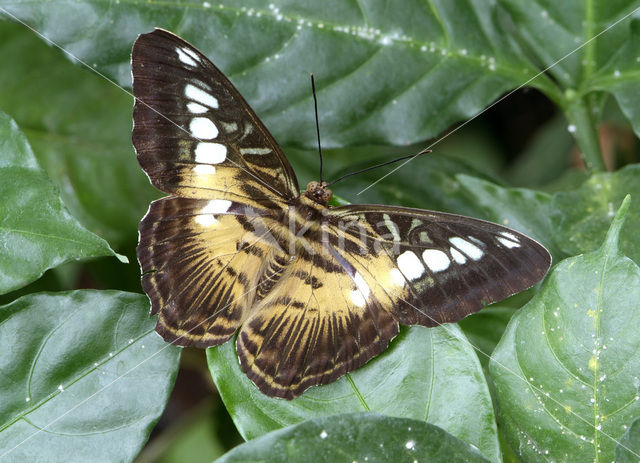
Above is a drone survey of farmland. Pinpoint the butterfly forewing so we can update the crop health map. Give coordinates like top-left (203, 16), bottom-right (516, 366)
top-left (132, 28), bottom-right (299, 207)
top-left (327, 205), bottom-right (551, 326)
top-left (132, 29), bottom-right (551, 400)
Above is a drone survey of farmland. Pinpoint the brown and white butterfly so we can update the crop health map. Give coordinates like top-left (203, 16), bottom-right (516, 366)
top-left (132, 29), bottom-right (551, 399)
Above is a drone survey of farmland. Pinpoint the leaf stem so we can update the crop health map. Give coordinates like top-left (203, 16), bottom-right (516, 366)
top-left (565, 96), bottom-right (605, 172)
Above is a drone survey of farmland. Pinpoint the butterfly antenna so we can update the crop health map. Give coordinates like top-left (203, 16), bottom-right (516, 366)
top-left (327, 149), bottom-right (432, 187)
top-left (311, 74), bottom-right (324, 183)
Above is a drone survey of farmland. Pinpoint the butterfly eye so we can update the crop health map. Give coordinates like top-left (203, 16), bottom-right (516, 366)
top-left (321, 188), bottom-right (332, 204)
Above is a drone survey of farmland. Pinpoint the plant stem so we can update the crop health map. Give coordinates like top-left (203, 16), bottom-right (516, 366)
top-left (565, 97), bottom-right (605, 172)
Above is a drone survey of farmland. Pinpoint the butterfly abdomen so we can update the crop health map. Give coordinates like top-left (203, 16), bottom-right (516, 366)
top-left (254, 254), bottom-right (291, 302)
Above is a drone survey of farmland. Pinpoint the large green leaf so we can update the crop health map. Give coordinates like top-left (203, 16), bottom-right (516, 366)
top-left (0, 291), bottom-right (181, 462)
top-left (490, 196), bottom-right (640, 461)
top-left (615, 417), bottom-right (640, 463)
top-left (215, 412), bottom-right (491, 463)
top-left (332, 153), bottom-right (499, 216)
top-left (0, 21), bottom-right (157, 246)
top-left (551, 164), bottom-right (640, 264)
top-left (208, 324), bottom-right (500, 462)
top-left (454, 174), bottom-right (562, 259)
top-left (0, 0), bottom-right (554, 149)
top-left (0, 111), bottom-right (121, 295)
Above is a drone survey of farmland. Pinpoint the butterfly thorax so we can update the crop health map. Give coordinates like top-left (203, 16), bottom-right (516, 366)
top-left (271, 182), bottom-right (332, 252)
top-left (282, 184), bottom-right (330, 239)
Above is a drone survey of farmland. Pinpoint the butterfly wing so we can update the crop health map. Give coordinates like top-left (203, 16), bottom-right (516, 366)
top-left (236, 237), bottom-right (400, 399)
top-left (235, 204), bottom-right (550, 399)
top-left (326, 205), bottom-right (551, 326)
top-left (133, 29), bottom-right (300, 346)
top-left (132, 28), bottom-right (299, 207)
top-left (138, 197), bottom-right (282, 347)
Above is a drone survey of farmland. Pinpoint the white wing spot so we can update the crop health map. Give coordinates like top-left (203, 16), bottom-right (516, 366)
top-left (419, 231), bottom-right (432, 243)
top-left (349, 272), bottom-right (370, 308)
top-left (196, 199), bottom-right (231, 226)
top-left (449, 237), bottom-right (483, 260)
top-left (498, 236), bottom-right (521, 248)
top-left (350, 290), bottom-right (367, 307)
top-left (353, 272), bottom-right (370, 298)
top-left (181, 47), bottom-right (201, 63)
top-left (195, 142), bottom-right (227, 164)
top-left (220, 121), bottom-right (238, 133)
top-left (498, 231), bottom-right (521, 248)
top-left (397, 250), bottom-right (425, 280)
top-left (239, 147), bottom-right (273, 155)
top-left (176, 48), bottom-right (197, 67)
top-left (500, 231), bottom-right (519, 242)
top-left (185, 84), bottom-right (219, 108)
top-left (190, 117), bottom-right (219, 139)
top-left (195, 199), bottom-right (231, 227)
top-left (195, 214), bottom-right (218, 227)
top-left (202, 199), bottom-right (231, 214)
top-left (467, 235), bottom-right (485, 247)
top-left (422, 249), bottom-right (450, 272)
top-left (192, 165), bottom-right (216, 175)
top-left (450, 247), bottom-right (467, 264)
top-left (241, 123), bottom-right (254, 140)
top-left (390, 268), bottom-right (405, 286)
top-left (383, 213), bottom-right (401, 242)
top-left (187, 102), bottom-right (208, 114)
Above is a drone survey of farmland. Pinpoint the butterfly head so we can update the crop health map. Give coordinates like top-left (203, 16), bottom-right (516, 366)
top-left (305, 181), bottom-right (333, 206)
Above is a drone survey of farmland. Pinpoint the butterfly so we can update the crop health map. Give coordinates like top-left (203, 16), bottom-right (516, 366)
top-left (132, 28), bottom-right (551, 400)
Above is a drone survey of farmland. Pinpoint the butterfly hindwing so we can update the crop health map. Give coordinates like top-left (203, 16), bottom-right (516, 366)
top-left (132, 28), bottom-right (299, 207)
top-left (235, 232), bottom-right (400, 399)
top-left (138, 196), bottom-right (277, 347)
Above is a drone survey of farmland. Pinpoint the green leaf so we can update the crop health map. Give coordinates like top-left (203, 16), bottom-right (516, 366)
top-left (215, 412), bottom-right (490, 463)
top-left (136, 400), bottom-right (226, 463)
top-left (615, 416), bottom-right (640, 463)
top-left (0, 291), bottom-right (181, 462)
top-left (0, 111), bottom-right (122, 295)
top-left (208, 325), bottom-right (500, 462)
top-left (455, 174), bottom-right (563, 260)
top-left (506, 114), bottom-right (576, 188)
top-left (590, 18), bottom-right (640, 138)
top-left (459, 306), bottom-right (516, 368)
top-left (551, 164), bottom-right (640, 264)
top-left (498, 1), bottom-right (640, 169)
top-left (497, 1), bottom-right (640, 89)
top-left (490, 196), bottom-right (640, 461)
top-left (332, 154), bottom-right (499, 217)
top-left (1, 0), bottom-right (550, 149)
top-left (0, 21), bottom-right (157, 245)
